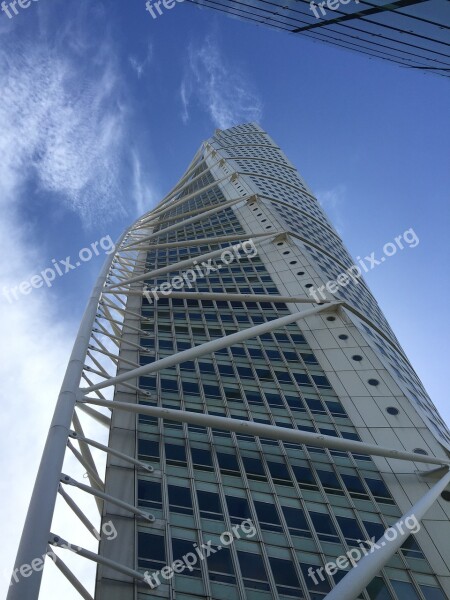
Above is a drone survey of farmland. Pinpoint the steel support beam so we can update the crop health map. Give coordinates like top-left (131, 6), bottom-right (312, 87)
top-left (78, 399), bottom-right (450, 468)
top-left (82, 303), bottom-right (341, 392)
top-left (58, 485), bottom-right (101, 540)
top-left (324, 468), bottom-right (450, 600)
top-left (49, 547), bottom-right (94, 600)
top-left (130, 290), bottom-right (325, 304)
top-left (69, 431), bottom-right (154, 473)
top-left (6, 229), bottom-right (128, 600)
top-left (60, 474), bottom-right (154, 522)
top-left (49, 535), bottom-right (149, 586)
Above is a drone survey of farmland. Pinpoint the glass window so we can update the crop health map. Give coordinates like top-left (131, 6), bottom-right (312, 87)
top-left (237, 551), bottom-right (270, 591)
top-left (317, 470), bottom-right (344, 496)
top-left (138, 438), bottom-right (159, 460)
top-left (309, 512), bottom-right (340, 543)
top-left (168, 484), bottom-right (193, 515)
top-left (269, 557), bottom-right (302, 597)
top-left (267, 461), bottom-right (292, 485)
top-left (312, 375), bottom-right (332, 389)
top-left (326, 401), bottom-right (348, 417)
top-left (300, 563), bottom-right (332, 595)
top-left (165, 443), bottom-right (187, 465)
top-left (172, 538), bottom-right (202, 578)
top-left (292, 466), bottom-right (318, 490)
top-left (197, 490), bottom-right (223, 520)
top-left (305, 398), bottom-right (326, 414)
top-left (282, 505), bottom-right (311, 538)
top-left (217, 452), bottom-right (240, 475)
top-left (254, 500), bottom-right (282, 532)
top-left (420, 585), bottom-right (448, 600)
top-left (336, 516), bottom-right (364, 543)
top-left (364, 478), bottom-right (394, 503)
top-left (138, 532), bottom-right (166, 571)
top-left (341, 474), bottom-right (368, 498)
top-left (191, 447), bottom-right (214, 470)
top-left (391, 580), bottom-right (420, 600)
top-left (207, 547), bottom-right (236, 585)
top-left (242, 456), bottom-right (266, 479)
top-left (285, 395), bottom-right (306, 411)
top-left (138, 480), bottom-right (162, 510)
top-left (226, 495), bottom-right (252, 523)
top-left (366, 577), bottom-right (393, 600)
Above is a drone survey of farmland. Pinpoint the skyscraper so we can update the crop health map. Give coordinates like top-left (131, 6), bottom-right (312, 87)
top-left (10, 123), bottom-right (450, 600)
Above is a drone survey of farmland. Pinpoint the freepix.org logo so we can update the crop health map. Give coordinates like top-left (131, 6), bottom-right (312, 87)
top-left (143, 239), bottom-right (258, 304)
top-left (307, 514), bottom-right (421, 585)
top-left (2, 235), bottom-right (115, 304)
top-left (143, 519), bottom-right (256, 588)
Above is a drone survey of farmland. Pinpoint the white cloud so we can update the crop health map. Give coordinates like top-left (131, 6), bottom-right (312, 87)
top-left (0, 35), bottom-right (130, 599)
top-left (129, 42), bottom-right (154, 79)
top-left (181, 34), bottom-right (263, 129)
top-left (131, 149), bottom-right (159, 216)
top-left (316, 184), bottom-right (346, 235)
top-left (0, 41), bottom-right (127, 227)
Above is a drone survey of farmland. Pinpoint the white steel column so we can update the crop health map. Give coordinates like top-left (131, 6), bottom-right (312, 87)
top-left (6, 229), bottom-right (128, 600)
top-left (323, 468), bottom-right (450, 600)
top-left (77, 399), bottom-right (450, 468)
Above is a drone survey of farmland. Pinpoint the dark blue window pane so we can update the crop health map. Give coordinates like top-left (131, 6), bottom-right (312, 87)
top-left (366, 577), bottom-right (393, 600)
top-left (217, 452), bottom-right (240, 474)
top-left (168, 485), bottom-right (193, 515)
top-left (138, 532), bottom-right (166, 570)
top-left (197, 490), bottom-right (223, 519)
top-left (282, 506), bottom-right (311, 537)
top-left (226, 495), bottom-right (252, 522)
top-left (138, 480), bottom-right (162, 509)
top-left (269, 557), bottom-right (302, 596)
top-left (138, 439), bottom-right (159, 460)
top-left (165, 443), bottom-right (186, 463)
top-left (237, 551), bottom-right (270, 591)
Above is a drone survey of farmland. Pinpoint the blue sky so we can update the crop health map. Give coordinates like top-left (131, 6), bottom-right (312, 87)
top-left (0, 0), bottom-right (449, 596)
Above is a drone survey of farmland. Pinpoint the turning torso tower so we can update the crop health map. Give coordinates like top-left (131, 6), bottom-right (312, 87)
top-left (10, 123), bottom-right (450, 600)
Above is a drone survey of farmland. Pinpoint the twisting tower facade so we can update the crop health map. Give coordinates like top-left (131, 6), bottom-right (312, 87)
top-left (9, 123), bottom-right (450, 600)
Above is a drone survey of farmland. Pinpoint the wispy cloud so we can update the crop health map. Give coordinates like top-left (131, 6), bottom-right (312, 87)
top-left (316, 184), bottom-right (347, 235)
top-left (131, 149), bottom-right (159, 216)
top-left (180, 34), bottom-right (263, 129)
top-left (129, 42), bottom-right (154, 79)
top-left (0, 25), bottom-right (133, 599)
top-left (0, 40), bottom-right (127, 227)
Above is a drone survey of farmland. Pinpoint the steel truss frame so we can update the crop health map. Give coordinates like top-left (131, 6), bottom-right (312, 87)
top-left (8, 154), bottom-right (450, 600)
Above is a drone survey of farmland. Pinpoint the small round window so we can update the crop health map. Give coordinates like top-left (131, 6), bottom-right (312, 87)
top-left (368, 378), bottom-right (380, 386)
top-left (386, 406), bottom-right (399, 415)
top-left (352, 355), bottom-right (363, 362)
